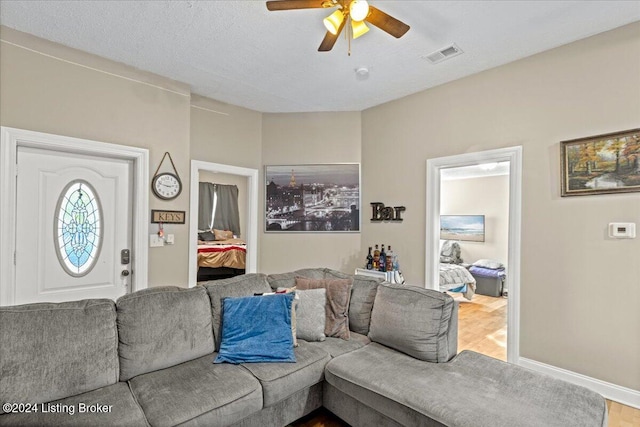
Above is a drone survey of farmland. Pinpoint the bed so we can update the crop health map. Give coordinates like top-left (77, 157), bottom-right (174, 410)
top-left (438, 240), bottom-right (476, 300)
top-left (197, 238), bottom-right (246, 281)
top-left (439, 263), bottom-right (476, 300)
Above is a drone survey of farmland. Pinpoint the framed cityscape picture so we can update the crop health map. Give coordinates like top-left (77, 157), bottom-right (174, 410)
top-left (265, 164), bottom-right (360, 232)
top-left (561, 128), bottom-right (640, 197)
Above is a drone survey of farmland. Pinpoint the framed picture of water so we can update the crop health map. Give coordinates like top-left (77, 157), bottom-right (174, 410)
top-left (265, 164), bottom-right (360, 232)
top-left (440, 215), bottom-right (485, 242)
top-left (561, 128), bottom-right (640, 197)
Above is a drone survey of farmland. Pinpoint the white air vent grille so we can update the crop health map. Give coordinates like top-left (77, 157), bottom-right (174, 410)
top-left (422, 43), bottom-right (463, 64)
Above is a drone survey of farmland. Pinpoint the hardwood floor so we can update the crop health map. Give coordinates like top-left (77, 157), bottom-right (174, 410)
top-left (292, 292), bottom-right (639, 427)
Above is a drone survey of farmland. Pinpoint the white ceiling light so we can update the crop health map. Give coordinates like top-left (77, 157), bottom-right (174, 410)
top-left (349, 0), bottom-right (369, 22)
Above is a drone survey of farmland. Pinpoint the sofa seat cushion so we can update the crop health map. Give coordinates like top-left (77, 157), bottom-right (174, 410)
top-left (0, 299), bottom-right (119, 409)
top-left (325, 344), bottom-right (607, 427)
top-left (0, 382), bottom-right (147, 426)
top-left (240, 341), bottom-right (330, 407)
top-left (304, 332), bottom-right (370, 358)
top-left (117, 286), bottom-right (214, 381)
top-left (129, 354), bottom-right (262, 427)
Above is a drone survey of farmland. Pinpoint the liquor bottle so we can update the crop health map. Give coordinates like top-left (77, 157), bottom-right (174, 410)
top-left (366, 247), bottom-right (373, 270)
top-left (380, 244), bottom-right (387, 272)
top-left (386, 246), bottom-right (395, 271)
top-left (392, 247), bottom-right (400, 271)
top-left (373, 244), bottom-right (380, 270)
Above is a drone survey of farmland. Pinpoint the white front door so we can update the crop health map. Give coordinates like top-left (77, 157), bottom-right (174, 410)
top-left (15, 146), bottom-right (133, 304)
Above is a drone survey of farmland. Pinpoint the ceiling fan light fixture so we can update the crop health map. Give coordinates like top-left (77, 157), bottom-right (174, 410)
top-left (323, 9), bottom-right (344, 35)
top-left (351, 19), bottom-right (369, 39)
top-left (349, 0), bottom-right (369, 22)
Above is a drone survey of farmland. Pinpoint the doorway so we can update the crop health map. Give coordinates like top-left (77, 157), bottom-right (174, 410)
top-left (0, 127), bottom-right (149, 306)
top-left (426, 146), bottom-right (522, 363)
top-left (187, 160), bottom-right (258, 287)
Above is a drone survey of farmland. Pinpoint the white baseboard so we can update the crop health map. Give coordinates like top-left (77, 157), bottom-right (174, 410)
top-left (518, 357), bottom-right (640, 409)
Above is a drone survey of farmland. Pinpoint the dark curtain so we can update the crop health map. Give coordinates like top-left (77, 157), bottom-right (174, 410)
top-left (198, 182), bottom-right (216, 231)
top-left (212, 184), bottom-right (241, 237)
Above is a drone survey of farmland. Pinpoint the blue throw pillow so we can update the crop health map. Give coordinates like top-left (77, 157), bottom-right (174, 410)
top-left (214, 293), bottom-right (296, 364)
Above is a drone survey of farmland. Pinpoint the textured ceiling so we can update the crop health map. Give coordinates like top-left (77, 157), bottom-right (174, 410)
top-left (1, 1), bottom-right (639, 113)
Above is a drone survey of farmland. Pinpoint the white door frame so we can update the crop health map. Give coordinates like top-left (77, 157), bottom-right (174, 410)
top-left (426, 146), bottom-right (522, 364)
top-left (0, 126), bottom-right (149, 306)
top-left (188, 160), bottom-right (258, 287)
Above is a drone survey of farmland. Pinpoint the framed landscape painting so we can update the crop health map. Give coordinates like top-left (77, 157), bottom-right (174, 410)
top-left (265, 164), bottom-right (360, 232)
top-left (440, 215), bottom-right (485, 242)
top-left (561, 128), bottom-right (640, 197)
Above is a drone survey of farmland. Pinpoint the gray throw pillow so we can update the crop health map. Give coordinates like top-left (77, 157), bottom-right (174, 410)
top-left (295, 277), bottom-right (353, 340)
top-left (368, 283), bottom-right (457, 363)
top-left (296, 288), bottom-right (326, 342)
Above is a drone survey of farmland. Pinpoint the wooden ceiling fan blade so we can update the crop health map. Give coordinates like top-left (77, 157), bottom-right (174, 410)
top-left (365, 6), bottom-right (410, 38)
top-left (318, 19), bottom-right (345, 51)
top-left (266, 0), bottom-right (326, 11)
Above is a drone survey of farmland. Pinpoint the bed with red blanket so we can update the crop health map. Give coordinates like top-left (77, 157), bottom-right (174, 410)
top-left (197, 238), bottom-right (246, 281)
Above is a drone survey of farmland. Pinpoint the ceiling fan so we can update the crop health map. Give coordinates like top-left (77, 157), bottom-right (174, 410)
top-left (265, 0), bottom-right (410, 52)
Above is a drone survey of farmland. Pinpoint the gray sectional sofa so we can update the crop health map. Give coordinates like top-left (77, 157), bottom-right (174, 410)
top-left (0, 268), bottom-right (608, 427)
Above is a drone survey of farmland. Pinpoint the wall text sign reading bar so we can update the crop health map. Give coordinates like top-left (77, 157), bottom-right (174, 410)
top-left (370, 203), bottom-right (406, 222)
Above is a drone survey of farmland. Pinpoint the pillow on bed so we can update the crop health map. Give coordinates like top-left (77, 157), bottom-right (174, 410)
top-left (472, 259), bottom-right (504, 270)
top-left (214, 229), bottom-right (234, 241)
top-left (214, 293), bottom-right (295, 364)
top-left (198, 231), bottom-right (215, 241)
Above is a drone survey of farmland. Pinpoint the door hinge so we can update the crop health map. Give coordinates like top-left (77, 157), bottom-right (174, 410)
top-left (13, 251), bottom-right (16, 265)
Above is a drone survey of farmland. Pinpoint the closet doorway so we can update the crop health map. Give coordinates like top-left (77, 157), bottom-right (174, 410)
top-left (188, 160), bottom-right (258, 287)
top-left (426, 147), bottom-right (522, 363)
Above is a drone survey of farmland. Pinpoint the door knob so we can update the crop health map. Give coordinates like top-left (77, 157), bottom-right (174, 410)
top-left (121, 270), bottom-right (130, 277)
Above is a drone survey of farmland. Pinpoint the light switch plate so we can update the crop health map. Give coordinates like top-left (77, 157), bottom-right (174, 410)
top-left (149, 234), bottom-right (164, 247)
top-left (166, 234), bottom-right (175, 245)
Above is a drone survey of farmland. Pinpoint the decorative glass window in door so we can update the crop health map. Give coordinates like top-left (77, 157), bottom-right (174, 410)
top-left (55, 180), bottom-right (103, 276)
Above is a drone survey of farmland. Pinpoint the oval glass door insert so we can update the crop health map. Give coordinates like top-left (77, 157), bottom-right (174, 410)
top-left (55, 180), bottom-right (103, 277)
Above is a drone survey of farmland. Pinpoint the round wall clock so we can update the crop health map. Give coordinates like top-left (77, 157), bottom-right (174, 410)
top-left (152, 172), bottom-right (182, 200)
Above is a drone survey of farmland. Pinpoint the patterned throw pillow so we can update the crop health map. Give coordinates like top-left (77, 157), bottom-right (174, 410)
top-left (295, 277), bottom-right (353, 340)
top-left (214, 293), bottom-right (295, 364)
top-left (275, 287), bottom-right (299, 347)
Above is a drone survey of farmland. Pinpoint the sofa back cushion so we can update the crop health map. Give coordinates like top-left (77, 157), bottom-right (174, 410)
top-left (267, 268), bottom-right (327, 290)
top-left (0, 299), bottom-right (119, 410)
top-left (203, 273), bottom-right (272, 351)
top-left (325, 269), bottom-right (381, 335)
top-left (117, 286), bottom-right (214, 381)
top-left (368, 284), bottom-right (457, 362)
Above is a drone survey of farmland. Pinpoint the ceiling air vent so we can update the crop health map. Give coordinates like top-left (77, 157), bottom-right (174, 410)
top-left (422, 43), bottom-right (463, 64)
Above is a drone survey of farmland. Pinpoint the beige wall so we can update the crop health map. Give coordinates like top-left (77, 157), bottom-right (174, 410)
top-left (0, 27), bottom-right (191, 287)
top-left (189, 95), bottom-right (262, 170)
top-left (362, 22), bottom-right (640, 389)
top-left (261, 112), bottom-right (362, 274)
top-left (441, 175), bottom-right (509, 267)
